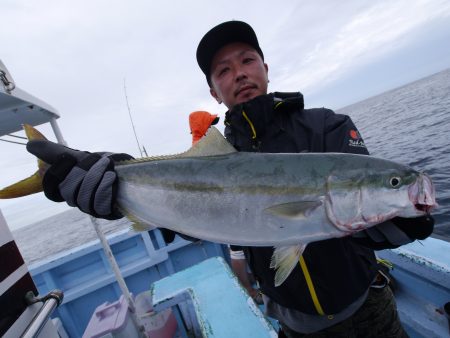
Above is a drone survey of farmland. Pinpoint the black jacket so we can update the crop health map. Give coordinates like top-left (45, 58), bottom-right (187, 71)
top-left (224, 92), bottom-right (380, 315)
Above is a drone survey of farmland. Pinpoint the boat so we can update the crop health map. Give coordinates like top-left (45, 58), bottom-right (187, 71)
top-left (1, 59), bottom-right (449, 337)
top-left (0, 58), bottom-right (65, 337)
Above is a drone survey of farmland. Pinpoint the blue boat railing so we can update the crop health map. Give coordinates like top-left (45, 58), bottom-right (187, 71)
top-left (28, 226), bottom-right (450, 338)
top-left (378, 237), bottom-right (450, 338)
top-left (29, 228), bottom-right (229, 338)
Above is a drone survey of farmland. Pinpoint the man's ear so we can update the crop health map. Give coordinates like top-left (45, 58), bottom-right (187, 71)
top-left (210, 87), bottom-right (222, 104)
top-left (264, 63), bottom-right (269, 82)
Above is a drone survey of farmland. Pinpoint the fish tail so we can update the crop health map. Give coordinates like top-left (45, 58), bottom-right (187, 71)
top-left (0, 124), bottom-right (49, 199)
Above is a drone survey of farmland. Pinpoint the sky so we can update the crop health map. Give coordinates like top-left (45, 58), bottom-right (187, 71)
top-left (1, 0), bottom-right (450, 230)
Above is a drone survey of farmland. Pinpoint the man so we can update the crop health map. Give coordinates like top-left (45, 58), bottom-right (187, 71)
top-left (34, 21), bottom-right (433, 337)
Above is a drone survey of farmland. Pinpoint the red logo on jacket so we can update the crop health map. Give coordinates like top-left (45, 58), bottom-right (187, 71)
top-left (350, 130), bottom-right (359, 139)
top-left (348, 130), bottom-right (366, 148)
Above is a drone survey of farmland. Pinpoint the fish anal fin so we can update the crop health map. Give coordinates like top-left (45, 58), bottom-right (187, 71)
top-left (117, 206), bottom-right (156, 232)
top-left (271, 244), bottom-right (307, 287)
top-left (130, 222), bottom-right (155, 232)
top-left (265, 201), bottom-right (322, 220)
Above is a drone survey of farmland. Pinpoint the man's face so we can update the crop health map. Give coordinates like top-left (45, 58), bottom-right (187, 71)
top-left (209, 42), bottom-right (269, 109)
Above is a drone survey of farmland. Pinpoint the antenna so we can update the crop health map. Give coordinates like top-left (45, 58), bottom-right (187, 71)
top-left (0, 134), bottom-right (27, 145)
top-left (123, 78), bottom-right (147, 157)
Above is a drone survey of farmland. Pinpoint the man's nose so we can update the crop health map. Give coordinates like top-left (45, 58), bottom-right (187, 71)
top-left (234, 65), bottom-right (247, 82)
top-left (236, 73), bottom-right (247, 82)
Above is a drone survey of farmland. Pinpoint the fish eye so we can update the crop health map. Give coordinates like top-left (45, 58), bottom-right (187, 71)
top-left (389, 176), bottom-right (402, 188)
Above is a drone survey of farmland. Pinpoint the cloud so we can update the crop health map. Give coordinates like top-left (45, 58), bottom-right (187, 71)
top-left (271, 0), bottom-right (450, 94)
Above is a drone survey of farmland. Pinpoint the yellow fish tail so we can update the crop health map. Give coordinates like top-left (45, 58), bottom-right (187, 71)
top-left (0, 124), bottom-right (49, 199)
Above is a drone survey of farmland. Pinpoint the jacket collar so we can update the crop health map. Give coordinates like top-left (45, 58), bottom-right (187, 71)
top-left (224, 92), bottom-right (304, 139)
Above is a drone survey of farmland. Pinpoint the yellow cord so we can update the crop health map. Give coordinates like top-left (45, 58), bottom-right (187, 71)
top-left (299, 256), bottom-right (325, 315)
top-left (274, 101), bottom-right (283, 109)
top-left (377, 258), bottom-right (394, 269)
top-left (241, 110), bottom-right (257, 139)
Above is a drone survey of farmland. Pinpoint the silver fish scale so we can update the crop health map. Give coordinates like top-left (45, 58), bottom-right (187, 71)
top-left (115, 151), bottom-right (422, 247)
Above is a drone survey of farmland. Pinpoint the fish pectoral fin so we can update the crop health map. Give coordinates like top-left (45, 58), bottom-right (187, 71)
top-left (181, 127), bottom-right (237, 157)
top-left (271, 244), bottom-right (307, 287)
top-left (264, 201), bottom-right (322, 220)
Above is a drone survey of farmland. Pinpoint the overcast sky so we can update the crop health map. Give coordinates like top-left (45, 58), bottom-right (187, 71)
top-left (2, 0), bottom-right (450, 229)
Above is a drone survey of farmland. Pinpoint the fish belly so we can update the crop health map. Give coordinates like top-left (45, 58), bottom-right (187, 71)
top-left (116, 180), bottom-right (338, 247)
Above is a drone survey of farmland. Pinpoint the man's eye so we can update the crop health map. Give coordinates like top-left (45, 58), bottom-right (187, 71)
top-left (218, 68), bottom-right (229, 76)
top-left (243, 58), bottom-right (254, 64)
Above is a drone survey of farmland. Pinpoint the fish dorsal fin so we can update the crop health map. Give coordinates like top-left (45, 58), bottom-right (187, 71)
top-left (117, 127), bottom-right (236, 165)
top-left (180, 127), bottom-right (237, 158)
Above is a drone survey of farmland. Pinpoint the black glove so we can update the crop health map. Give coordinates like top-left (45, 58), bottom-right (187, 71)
top-left (353, 215), bottom-right (434, 250)
top-left (27, 139), bottom-right (132, 220)
top-left (160, 228), bottom-right (176, 243)
top-left (390, 215), bottom-right (434, 240)
top-left (159, 228), bottom-right (199, 244)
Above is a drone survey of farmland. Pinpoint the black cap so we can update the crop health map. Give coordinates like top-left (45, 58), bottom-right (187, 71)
top-left (196, 21), bottom-right (264, 84)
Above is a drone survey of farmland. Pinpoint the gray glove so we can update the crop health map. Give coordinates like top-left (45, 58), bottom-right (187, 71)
top-left (27, 139), bottom-right (132, 219)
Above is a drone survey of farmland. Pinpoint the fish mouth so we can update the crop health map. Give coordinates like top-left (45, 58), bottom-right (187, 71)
top-left (414, 203), bottom-right (433, 214)
top-left (409, 173), bottom-right (437, 214)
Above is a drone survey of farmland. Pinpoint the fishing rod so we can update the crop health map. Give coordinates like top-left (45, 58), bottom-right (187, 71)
top-left (123, 78), bottom-right (148, 158)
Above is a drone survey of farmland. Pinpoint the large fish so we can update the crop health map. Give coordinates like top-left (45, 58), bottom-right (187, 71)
top-left (0, 125), bottom-right (437, 286)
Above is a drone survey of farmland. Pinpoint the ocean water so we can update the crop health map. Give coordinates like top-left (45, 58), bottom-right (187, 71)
top-left (337, 68), bottom-right (450, 240)
top-left (13, 208), bottom-right (132, 265)
top-left (12, 68), bottom-right (450, 265)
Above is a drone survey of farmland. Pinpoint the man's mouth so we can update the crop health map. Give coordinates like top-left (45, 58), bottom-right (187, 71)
top-left (235, 84), bottom-right (255, 97)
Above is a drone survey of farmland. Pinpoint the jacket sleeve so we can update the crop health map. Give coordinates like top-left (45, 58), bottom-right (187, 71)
top-left (322, 110), bottom-right (434, 250)
top-left (323, 110), bottom-right (369, 155)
